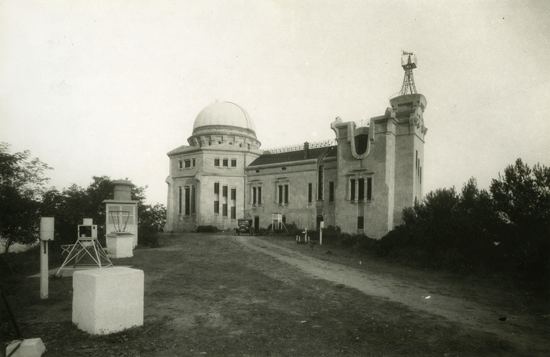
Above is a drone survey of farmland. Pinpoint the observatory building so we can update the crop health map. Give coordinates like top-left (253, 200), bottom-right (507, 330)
top-left (165, 54), bottom-right (428, 238)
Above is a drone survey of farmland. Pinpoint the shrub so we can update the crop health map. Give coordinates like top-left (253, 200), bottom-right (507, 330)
top-left (354, 234), bottom-right (377, 251)
top-left (138, 223), bottom-right (160, 248)
top-left (284, 222), bottom-right (302, 236)
top-left (195, 225), bottom-right (219, 233)
top-left (339, 233), bottom-right (357, 247)
top-left (254, 228), bottom-right (269, 236)
top-left (304, 230), bottom-right (319, 241)
top-left (0, 245), bottom-right (65, 281)
top-left (376, 226), bottom-right (409, 256)
top-left (382, 161), bottom-right (550, 285)
top-left (490, 159), bottom-right (550, 281)
top-left (265, 223), bottom-right (295, 235)
top-left (321, 225), bottom-right (342, 245)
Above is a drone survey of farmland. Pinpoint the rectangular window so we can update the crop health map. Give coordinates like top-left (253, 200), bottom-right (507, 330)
top-left (358, 216), bottom-right (364, 230)
top-left (278, 185), bottom-right (283, 204)
top-left (308, 183), bottom-right (312, 203)
top-left (367, 178), bottom-right (372, 200)
top-left (178, 160), bottom-right (183, 169)
top-left (184, 187), bottom-right (190, 215)
top-left (214, 158), bottom-right (220, 167)
top-left (222, 203), bottom-right (228, 216)
top-left (214, 182), bottom-right (219, 194)
top-left (318, 165), bottom-right (324, 200)
top-left (223, 185), bottom-right (228, 198)
top-left (185, 160), bottom-right (191, 168)
top-left (178, 187), bottom-right (182, 214)
top-left (284, 184), bottom-right (289, 204)
top-left (223, 158), bottom-right (228, 167)
top-left (258, 187), bottom-right (262, 205)
top-left (191, 186), bottom-right (196, 214)
top-left (329, 181), bottom-right (334, 202)
top-left (192, 158), bottom-right (195, 167)
top-left (252, 187), bottom-right (257, 204)
top-left (350, 179), bottom-right (356, 201)
top-left (231, 188), bottom-right (236, 200)
top-left (358, 178), bottom-right (365, 200)
top-left (231, 159), bottom-right (237, 167)
top-left (214, 200), bottom-right (219, 214)
top-left (231, 206), bottom-right (236, 219)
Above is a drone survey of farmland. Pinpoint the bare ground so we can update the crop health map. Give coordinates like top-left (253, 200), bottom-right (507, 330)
top-left (234, 235), bottom-right (550, 355)
top-left (2, 233), bottom-right (549, 356)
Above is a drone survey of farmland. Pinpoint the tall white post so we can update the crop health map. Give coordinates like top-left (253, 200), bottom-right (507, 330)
top-left (40, 240), bottom-right (48, 299)
top-left (319, 221), bottom-right (324, 246)
top-left (40, 217), bottom-right (54, 299)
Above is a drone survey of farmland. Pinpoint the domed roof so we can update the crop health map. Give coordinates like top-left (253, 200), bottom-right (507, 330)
top-left (193, 101), bottom-right (256, 133)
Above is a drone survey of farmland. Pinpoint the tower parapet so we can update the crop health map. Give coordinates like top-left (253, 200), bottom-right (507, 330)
top-left (390, 94), bottom-right (428, 137)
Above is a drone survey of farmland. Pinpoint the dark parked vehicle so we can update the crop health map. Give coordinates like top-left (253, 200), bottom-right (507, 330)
top-left (235, 219), bottom-right (254, 235)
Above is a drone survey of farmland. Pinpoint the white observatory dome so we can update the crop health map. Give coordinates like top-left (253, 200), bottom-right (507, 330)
top-left (192, 101), bottom-right (256, 134)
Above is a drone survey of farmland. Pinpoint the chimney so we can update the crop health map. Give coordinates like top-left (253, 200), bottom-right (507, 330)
top-left (304, 142), bottom-right (309, 159)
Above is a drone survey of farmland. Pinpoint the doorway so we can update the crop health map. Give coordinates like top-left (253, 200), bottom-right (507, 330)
top-left (254, 216), bottom-right (260, 231)
top-left (316, 215), bottom-right (324, 230)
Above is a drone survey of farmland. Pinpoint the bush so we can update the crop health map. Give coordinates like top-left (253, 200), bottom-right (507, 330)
top-left (284, 222), bottom-right (302, 236)
top-left (305, 230), bottom-right (319, 241)
top-left (138, 223), bottom-right (160, 248)
top-left (0, 245), bottom-right (65, 282)
top-left (339, 233), bottom-right (356, 247)
top-left (195, 225), bottom-right (219, 233)
top-left (265, 224), bottom-right (292, 235)
top-left (316, 226), bottom-right (376, 252)
top-left (490, 159), bottom-right (550, 282)
top-left (254, 228), bottom-right (269, 236)
top-left (376, 226), bottom-right (409, 256)
top-left (376, 162), bottom-right (550, 286)
top-left (354, 235), bottom-right (377, 251)
top-left (336, 232), bottom-right (375, 250)
top-left (320, 225), bottom-right (341, 245)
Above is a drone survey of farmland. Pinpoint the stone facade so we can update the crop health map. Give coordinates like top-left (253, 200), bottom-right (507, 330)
top-left (165, 93), bottom-right (427, 238)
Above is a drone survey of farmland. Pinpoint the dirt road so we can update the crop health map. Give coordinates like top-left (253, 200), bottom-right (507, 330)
top-left (233, 235), bottom-right (550, 355)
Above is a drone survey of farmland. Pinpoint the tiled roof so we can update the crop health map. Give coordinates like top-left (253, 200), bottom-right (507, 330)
top-left (167, 145), bottom-right (199, 156)
top-left (248, 146), bottom-right (337, 167)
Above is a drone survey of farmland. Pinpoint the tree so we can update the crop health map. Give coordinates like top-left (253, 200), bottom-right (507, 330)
top-left (0, 143), bottom-right (52, 254)
top-left (491, 159), bottom-right (550, 235)
top-left (138, 203), bottom-right (166, 247)
top-left (401, 187), bottom-right (460, 252)
top-left (380, 159), bottom-right (550, 282)
top-left (44, 176), bottom-right (149, 246)
top-left (394, 180), bottom-right (498, 268)
top-left (490, 159), bottom-right (550, 278)
top-left (452, 178), bottom-right (498, 259)
top-left (139, 203), bottom-right (166, 232)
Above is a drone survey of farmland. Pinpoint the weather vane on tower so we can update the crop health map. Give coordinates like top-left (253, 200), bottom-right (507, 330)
top-left (399, 51), bottom-right (418, 96)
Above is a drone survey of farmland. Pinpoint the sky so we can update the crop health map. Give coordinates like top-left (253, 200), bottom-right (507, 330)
top-left (1, 0), bottom-right (549, 205)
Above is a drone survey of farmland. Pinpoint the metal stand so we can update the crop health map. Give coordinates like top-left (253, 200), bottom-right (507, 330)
top-left (399, 52), bottom-right (418, 95)
top-left (56, 237), bottom-right (113, 276)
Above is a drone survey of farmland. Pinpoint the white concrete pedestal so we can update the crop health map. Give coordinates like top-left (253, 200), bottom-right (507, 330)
top-left (73, 267), bottom-right (144, 335)
top-left (6, 338), bottom-right (46, 357)
top-left (106, 232), bottom-right (134, 258)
